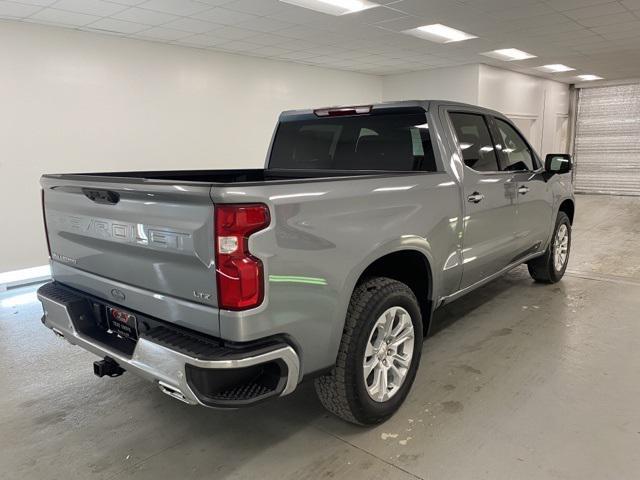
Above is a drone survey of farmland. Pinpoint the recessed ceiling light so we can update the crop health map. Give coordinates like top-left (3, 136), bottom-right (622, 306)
top-left (481, 48), bottom-right (536, 61)
top-left (537, 64), bottom-right (575, 73)
top-left (279, 0), bottom-right (379, 15)
top-left (405, 24), bottom-right (477, 43)
top-left (577, 74), bottom-right (603, 81)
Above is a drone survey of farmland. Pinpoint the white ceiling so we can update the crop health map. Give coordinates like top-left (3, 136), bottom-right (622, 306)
top-left (2, 0), bottom-right (640, 82)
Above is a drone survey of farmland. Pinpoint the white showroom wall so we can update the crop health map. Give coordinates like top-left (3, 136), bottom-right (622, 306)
top-left (0, 21), bottom-right (382, 273)
top-left (477, 64), bottom-right (570, 157)
top-left (383, 64), bottom-right (570, 157)
top-left (382, 64), bottom-right (480, 105)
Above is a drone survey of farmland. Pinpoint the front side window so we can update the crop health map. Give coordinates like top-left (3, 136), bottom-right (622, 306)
top-left (269, 113), bottom-right (437, 172)
top-left (449, 112), bottom-right (499, 172)
top-left (494, 119), bottom-right (536, 171)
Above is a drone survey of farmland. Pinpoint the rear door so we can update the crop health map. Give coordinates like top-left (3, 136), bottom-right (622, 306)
top-left (41, 176), bottom-right (217, 308)
top-left (489, 116), bottom-right (553, 256)
top-left (443, 108), bottom-right (520, 289)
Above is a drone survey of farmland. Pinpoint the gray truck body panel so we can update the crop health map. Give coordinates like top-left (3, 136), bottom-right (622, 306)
top-left (40, 100), bottom-right (574, 383)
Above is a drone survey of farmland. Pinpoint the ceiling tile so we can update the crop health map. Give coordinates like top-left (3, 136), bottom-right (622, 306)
top-left (106, 0), bottom-right (146, 5)
top-left (53, 0), bottom-right (127, 17)
top-left (489, 3), bottom-right (556, 20)
top-left (267, 5), bottom-right (336, 24)
top-left (240, 32), bottom-right (287, 45)
top-left (195, 0), bottom-right (236, 5)
top-left (163, 17), bottom-right (219, 33)
top-left (275, 24), bottom-right (324, 39)
top-left (547, 0), bottom-right (615, 11)
top-left (5, 0), bottom-right (640, 81)
top-left (590, 19), bottom-right (640, 32)
top-left (274, 50), bottom-right (318, 60)
top-left (134, 25), bottom-right (192, 40)
top-left (373, 15), bottom-right (426, 32)
top-left (6, 0), bottom-right (54, 6)
top-left (304, 45), bottom-right (344, 56)
top-left (195, 0), bottom-right (235, 5)
top-left (0, 1), bottom-right (41, 17)
top-left (112, 7), bottom-right (178, 25)
top-left (277, 39), bottom-right (321, 50)
top-left (136, 0), bottom-right (212, 16)
top-left (563, 1), bottom-right (627, 19)
top-left (211, 25), bottom-right (260, 39)
top-left (235, 16), bottom-right (293, 33)
top-left (601, 28), bottom-right (640, 39)
top-left (223, 0), bottom-right (287, 16)
top-left (30, 8), bottom-right (100, 25)
top-left (250, 45), bottom-right (292, 56)
top-left (194, 7), bottom-right (257, 25)
top-left (88, 17), bottom-right (149, 33)
top-left (216, 39), bottom-right (261, 52)
top-left (349, 6), bottom-right (408, 24)
top-left (176, 32), bottom-right (229, 46)
top-left (576, 11), bottom-right (636, 26)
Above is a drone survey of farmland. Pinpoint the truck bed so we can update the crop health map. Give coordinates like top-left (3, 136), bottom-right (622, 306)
top-left (45, 168), bottom-right (410, 185)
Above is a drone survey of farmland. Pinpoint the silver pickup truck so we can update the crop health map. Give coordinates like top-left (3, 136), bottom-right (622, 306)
top-left (38, 100), bottom-right (574, 425)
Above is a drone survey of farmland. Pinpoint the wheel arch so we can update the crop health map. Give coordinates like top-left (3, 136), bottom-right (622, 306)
top-left (558, 198), bottom-right (575, 224)
top-left (355, 250), bottom-right (433, 333)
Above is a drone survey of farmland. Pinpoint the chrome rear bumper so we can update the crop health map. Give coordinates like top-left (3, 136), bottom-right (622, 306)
top-left (37, 282), bottom-right (300, 407)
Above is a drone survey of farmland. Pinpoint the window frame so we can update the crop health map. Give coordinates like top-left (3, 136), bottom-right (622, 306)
top-left (488, 116), bottom-right (542, 172)
top-left (447, 110), bottom-right (502, 174)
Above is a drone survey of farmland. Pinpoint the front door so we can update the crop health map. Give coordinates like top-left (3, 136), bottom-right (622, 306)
top-left (489, 116), bottom-right (554, 257)
top-left (445, 110), bottom-right (520, 290)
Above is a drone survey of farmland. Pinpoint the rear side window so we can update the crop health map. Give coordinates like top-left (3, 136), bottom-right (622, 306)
top-left (449, 112), bottom-right (499, 172)
top-left (269, 113), bottom-right (437, 172)
top-left (494, 118), bottom-right (536, 171)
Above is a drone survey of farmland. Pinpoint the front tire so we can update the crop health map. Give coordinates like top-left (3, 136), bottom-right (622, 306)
top-left (314, 277), bottom-right (423, 425)
top-left (527, 211), bottom-right (571, 283)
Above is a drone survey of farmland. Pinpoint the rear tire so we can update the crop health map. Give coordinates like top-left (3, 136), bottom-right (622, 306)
top-left (314, 277), bottom-right (423, 425)
top-left (527, 211), bottom-right (571, 283)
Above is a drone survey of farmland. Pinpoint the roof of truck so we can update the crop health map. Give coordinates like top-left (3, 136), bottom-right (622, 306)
top-left (279, 100), bottom-right (507, 121)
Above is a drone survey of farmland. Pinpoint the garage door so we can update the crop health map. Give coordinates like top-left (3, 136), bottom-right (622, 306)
top-left (574, 84), bottom-right (640, 195)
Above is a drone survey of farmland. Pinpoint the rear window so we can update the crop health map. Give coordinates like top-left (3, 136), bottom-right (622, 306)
top-left (269, 113), bottom-right (437, 172)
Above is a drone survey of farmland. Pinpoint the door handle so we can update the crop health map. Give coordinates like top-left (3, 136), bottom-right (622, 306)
top-left (518, 186), bottom-right (530, 195)
top-left (467, 192), bottom-right (485, 203)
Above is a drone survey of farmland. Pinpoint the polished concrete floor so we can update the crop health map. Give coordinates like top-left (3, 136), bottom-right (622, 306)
top-left (2, 194), bottom-right (639, 480)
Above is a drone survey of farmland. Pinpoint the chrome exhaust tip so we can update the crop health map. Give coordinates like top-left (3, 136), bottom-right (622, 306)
top-left (158, 381), bottom-right (191, 404)
top-left (52, 327), bottom-right (65, 338)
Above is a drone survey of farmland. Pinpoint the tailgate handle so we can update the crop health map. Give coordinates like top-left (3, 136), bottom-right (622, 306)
top-left (82, 188), bottom-right (120, 205)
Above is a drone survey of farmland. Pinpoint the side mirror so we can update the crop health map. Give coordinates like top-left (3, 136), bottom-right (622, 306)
top-left (545, 153), bottom-right (572, 175)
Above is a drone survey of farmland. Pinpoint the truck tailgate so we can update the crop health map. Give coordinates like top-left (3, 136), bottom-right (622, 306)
top-left (41, 175), bottom-right (218, 327)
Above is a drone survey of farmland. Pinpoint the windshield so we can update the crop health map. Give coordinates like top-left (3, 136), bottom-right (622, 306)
top-left (269, 113), bottom-right (436, 172)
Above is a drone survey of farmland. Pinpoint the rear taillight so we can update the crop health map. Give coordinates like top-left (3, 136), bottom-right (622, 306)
top-left (41, 189), bottom-right (51, 257)
top-left (215, 204), bottom-right (270, 311)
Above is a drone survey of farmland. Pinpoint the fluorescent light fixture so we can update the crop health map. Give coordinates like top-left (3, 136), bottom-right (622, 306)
top-left (279, 0), bottom-right (379, 15)
top-left (577, 74), bottom-right (603, 81)
top-left (405, 24), bottom-right (477, 43)
top-left (481, 48), bottom-right (536, 61)
top-left (537, 64), bottom-right (575, 73)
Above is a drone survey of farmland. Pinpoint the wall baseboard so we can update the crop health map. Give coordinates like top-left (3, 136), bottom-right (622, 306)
top-left (0, 265), bottom-right (51, 291)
